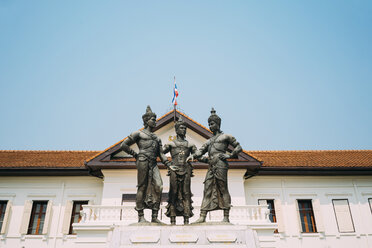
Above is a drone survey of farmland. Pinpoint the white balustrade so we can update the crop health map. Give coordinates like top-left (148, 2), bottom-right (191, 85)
top-left (80, 204), bottom-right (270, 225)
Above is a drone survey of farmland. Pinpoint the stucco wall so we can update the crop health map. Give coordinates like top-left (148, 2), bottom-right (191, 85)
top-left (244, 175), bottom-right (372, 248)
top-left (0, 176), bottom-right (102, 248)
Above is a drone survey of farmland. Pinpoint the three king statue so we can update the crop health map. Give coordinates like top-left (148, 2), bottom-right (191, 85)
top-left (121, 106), bottom-right (242, 224)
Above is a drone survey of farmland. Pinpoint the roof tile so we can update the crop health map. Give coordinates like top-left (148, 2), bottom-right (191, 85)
top-left (247, 150), bottom-right (372, 168)
top-left (0, 150), bottom-right (371, 169)
top-left (0, 150), bottom-right (99, 169)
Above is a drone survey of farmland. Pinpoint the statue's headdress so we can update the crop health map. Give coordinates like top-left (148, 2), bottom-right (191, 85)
top-left (142, 105), bottom-right (156, 126)
top-left (208, 107), bottom-right (221, 126)
top-left (175, 117), bottom-right (186, 131)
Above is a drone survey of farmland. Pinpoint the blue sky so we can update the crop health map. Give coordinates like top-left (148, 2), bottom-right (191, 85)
top-left (0, 1), bottom-right (371, 151)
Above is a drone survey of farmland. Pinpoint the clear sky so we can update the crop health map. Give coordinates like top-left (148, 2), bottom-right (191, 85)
top-left (0, 1), bottom-right (371, 151)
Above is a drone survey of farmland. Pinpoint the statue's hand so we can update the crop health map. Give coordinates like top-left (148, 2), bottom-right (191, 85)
top-left (218, 153), bottom-right (230, 161)
top-left (186, 154), bottom-right (194, 162)
top-left (133, 152), bottom-right (138, 159)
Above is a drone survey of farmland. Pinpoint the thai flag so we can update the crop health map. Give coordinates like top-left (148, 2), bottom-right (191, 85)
top-left (172, 78), bottom-right (178, 106)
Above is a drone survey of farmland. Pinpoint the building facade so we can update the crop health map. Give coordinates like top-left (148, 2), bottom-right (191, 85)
top-left (0, 110), bottom-right (371, 248)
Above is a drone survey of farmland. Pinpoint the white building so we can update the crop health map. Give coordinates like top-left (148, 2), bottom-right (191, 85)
top-left (0, 110), bottom-right (371, 248)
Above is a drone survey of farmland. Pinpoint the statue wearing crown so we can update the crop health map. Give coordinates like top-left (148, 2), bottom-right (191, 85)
top-left (163, 117), bottom-right (197, 225)
top-left (193, 108), bottom-right (242, 223)
top-left (120, 106), bottom-right (171, 223)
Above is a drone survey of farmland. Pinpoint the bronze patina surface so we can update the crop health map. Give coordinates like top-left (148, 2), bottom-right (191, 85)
top-left (120, 106), bottom-right (171, 223)
top-left (193, 108), bottom-right (242, 224)
top-left (163, 117), bottom-right (197, 225)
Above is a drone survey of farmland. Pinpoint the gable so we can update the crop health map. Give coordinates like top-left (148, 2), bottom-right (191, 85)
top-left (113, 121), bottom-right (208, 158)
top-left (85, 110), bottom-right (262, 173)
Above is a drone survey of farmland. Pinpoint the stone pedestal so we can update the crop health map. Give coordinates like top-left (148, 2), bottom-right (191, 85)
top-left (74, 204), bottom-right (277, 248)
top-left (74, 223), bottom-right (277, 248)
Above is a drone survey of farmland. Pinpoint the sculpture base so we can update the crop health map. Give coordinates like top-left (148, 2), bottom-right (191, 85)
top-left (75, 205), bottom-right (277, 247)
top-left (109, 224), bottom-right (269, 248)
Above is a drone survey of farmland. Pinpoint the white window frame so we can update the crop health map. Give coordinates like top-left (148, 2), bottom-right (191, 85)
top-left (296, 199), bottom-right (324, 233)
top-left (20, 199), bottom-right (53, 235)
top-left (62, 196), bottom-right (94, 235)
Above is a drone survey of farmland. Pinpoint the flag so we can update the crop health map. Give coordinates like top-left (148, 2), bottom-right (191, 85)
top-left (172, 77), bottom-right (178, 106)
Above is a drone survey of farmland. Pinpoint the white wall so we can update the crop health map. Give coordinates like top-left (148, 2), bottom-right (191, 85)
top-left (101, 168), bottom-right (246, 206)
top-left (2, 173), bottom-right (371, 248)
top-left (244, 175), bottom-right (372, 248)
top-left (0, 176), bottom-right (102, 248)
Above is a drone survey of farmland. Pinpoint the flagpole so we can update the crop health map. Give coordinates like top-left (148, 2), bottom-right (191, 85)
top-left (173, 76), bottom-right (176, 122)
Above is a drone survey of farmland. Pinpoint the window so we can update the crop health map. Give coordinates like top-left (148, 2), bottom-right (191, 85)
top-left (332, 199), bottom-right (355, 233)
top-left (28, 201), bottom-right (48, 235)
top-left (122, 194), bottom-right (136, 204)
top-left (258, 199), bottom-right (277, 223)
top-left (259, 199), bottom-right (278, 233)
top-left (298, 200), bottom-right (317, 233)
top-left (0, 201), bottom-right (8, 231)
top-left (69, 201), bottom-right (88, 234)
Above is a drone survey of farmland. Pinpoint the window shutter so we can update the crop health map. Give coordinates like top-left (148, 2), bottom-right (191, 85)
top-left (62, 200), bottom-right (73, 235)
top-left (295, 200), bottom-right (303, 233)
top-left (0, 201), bottom-right (12, 234)
top-left (333, 199), bottom-right (354, 232)
top-left (274, 199), bottom-right (285, 233)
top-left (20, 200), bottom-right (33, 234)
top-left (312, 199), bottom-right (324, 232)
top-left (42, 200), bottom-right (53, 234)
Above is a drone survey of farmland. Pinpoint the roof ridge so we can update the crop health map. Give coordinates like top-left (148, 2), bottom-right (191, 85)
top-left (157, 109), bottom-right (174, 120)
top-left (177, 110), bottom-right (212, 134)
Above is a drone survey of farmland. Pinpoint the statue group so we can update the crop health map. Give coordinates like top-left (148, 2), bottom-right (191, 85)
top-left (121, 106), bottom-right (242, 225)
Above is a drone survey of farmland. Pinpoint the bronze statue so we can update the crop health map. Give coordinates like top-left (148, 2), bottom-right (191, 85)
top-left (193, 108), bottom-right (242, 223)
top-left (163, 117), bottom-right (197, 225)
top-left (120, 106), bottom-right (171, 223)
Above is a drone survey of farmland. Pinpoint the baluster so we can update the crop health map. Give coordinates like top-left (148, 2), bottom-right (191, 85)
top-left (89, 207), bottom-right (93, 221)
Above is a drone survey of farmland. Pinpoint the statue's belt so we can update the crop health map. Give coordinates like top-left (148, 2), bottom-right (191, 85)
top-left (209, 154), bottom-right (228, 167)
top-left (137, 153), bottom-right (157, 164)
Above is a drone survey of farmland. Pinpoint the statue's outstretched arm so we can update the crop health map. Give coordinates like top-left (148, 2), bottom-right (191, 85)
top-left (120, 132), bottom-right (139, 158)
top-left (163, 144), bottom-right (171, 154)
top-left (195, 142), bottom-right (209, 163)
top-left (186, 144), bottom-right (197, 162)
top-left (196, 141), bottom-right (209, 157)
top-left (158, 139), bottom-right (171, 168)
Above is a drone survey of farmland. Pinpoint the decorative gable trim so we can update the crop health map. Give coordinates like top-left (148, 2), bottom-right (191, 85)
top-left (85, 110), bottom-right (262, 173)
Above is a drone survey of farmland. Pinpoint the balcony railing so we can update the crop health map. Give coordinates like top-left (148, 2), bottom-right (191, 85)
top-left (80, 204), bottom-right (270, 225)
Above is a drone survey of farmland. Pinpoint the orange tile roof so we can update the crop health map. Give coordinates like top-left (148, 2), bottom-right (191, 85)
top-left (0, 150), bottom-right (371, 169)
top-left (247, 150), bottom-right (372, 168)
top-left (0, 150), bottom-right (99, 169)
